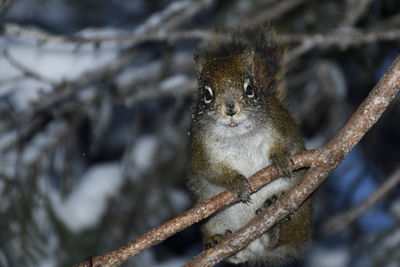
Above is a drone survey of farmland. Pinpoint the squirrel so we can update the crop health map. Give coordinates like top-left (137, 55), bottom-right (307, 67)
top-left (187, 27), bottom-right (312, 265)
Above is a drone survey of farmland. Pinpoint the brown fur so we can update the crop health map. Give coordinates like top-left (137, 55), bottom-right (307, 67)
top-left (188, 27), bottom-right (312, 265)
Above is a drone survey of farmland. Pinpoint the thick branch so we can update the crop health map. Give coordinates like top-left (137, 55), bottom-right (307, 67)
top-left (73, 54), bottom-right (400, 267)
top-left (72, 150), bottom-right (315, 267)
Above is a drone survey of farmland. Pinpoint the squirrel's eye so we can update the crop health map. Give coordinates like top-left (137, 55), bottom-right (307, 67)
top-left (244, 79), bottom-right (255, 98)
top-left (203, 86), bottom-right (213, 103)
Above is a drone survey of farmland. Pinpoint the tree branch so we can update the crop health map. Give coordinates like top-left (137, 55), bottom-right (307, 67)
top-left (73, 54), bottom-right (400, 266)
top-left (282, 29), bottom-right (400, 62)
top-left (3, 49), bottom-right (56, 85)
top-left (5, 21), bottom-right (400, 51)
top-left (0, 0), bottom-right (16, 22)
top-left (339, 0), bottom-right (372, 28)
top-left (323, 167), bottom-right (400, 233)
top-left (247, 0), bottom-right (311, 25)
top-left (72, 153), bottom-right (312, 267)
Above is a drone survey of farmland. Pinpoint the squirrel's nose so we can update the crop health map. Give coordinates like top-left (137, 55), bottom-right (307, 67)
top-left (225, 101), bottom-right (237, 116)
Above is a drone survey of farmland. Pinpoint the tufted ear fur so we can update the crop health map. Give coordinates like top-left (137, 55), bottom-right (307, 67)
top-left (194, 53), bottom-right (205, 74)
top-left (242, 48), bottom-right (256, 76)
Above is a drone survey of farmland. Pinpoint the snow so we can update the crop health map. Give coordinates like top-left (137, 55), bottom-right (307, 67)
top-left (160, 74), bottom-right (188, 91)
top-left (379, 228), bottom-right (400, 249)
top-left (390, 198), bottom-right (400, 220)
top-left (0, 131), bottom-right (16, 151)
top-left (49, 163), bottom-right (122, 232)
top-left (307, 246), bottom-right (350, 267)
top-left (9, 80), bottom-right (52, 111)
top-left (0, 50), bottom-right (20, 79)
top-left (77, 86), bottom-right (97, 102)
top-left (35, 259), bottom-right (59, 267)
top-left (77, 27), bottom-right (128, 38)
top-left (116, 61), bottom-right (162, 87)
top-left (0, 250), bottom-right (7, 267)
top-left (0, 29), bottom-right (118, 111)
top-left (5, 42), bottom-right (116, 81)
top-left (167, 187), bottom-right (190, 212)
top-left (130, 135), bottom-right (158, 176)
top-left (22, 122), bottom-right (67, 164)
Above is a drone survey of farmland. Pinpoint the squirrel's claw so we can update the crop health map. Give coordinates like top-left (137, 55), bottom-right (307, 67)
top-left (229, 175), bottom-right (252, 202)
top-left (270, 153), bottom-right (293, 177)
top-left (204, 230), bottom-right (233, 249)
top-left (204, 234), bottom-right (224, 249)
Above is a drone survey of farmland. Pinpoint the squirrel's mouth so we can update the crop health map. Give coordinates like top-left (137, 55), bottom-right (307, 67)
top-left (222, 116), bottom-right (245, 128)
top-left (225, 117), bottom-right (244, 128)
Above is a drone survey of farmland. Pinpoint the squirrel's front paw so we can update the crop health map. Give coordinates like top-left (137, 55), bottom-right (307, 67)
top-left (204, 234), bottom-right (222, 249)
top-left (228, 175), bottom-right (252, 202)
top-left (270, 151), bottom-right (292, 177)
top-left (204, 230), bottom-right (232, 249)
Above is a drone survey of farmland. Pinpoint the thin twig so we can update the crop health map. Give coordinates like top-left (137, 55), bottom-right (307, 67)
top-left (121, 78), bottom-right (196, 106)
top-left (323, 167), bottom-right (400, 233)
top-left (248, 0), bottom-right (311, 25)
top-left (372, 12), bottom-right (400, 30)
top-left (3, 23), bottom-right (216, 45)
top-left (162, 0), bottom-right (214, 31)
top-left (339, 0), bottom-right (372, 28)
top-left (282, 29), bottom-right (400, 62)
top-left (5, 22), bottom-right (400, 55)
top-left (0, 0), bottom-right (16, 22)
top-left (3, 49), bottom-right (56, 85)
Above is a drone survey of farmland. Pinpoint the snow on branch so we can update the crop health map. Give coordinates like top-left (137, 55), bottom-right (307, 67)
top-left (73, 54), bottom-right (400, 267)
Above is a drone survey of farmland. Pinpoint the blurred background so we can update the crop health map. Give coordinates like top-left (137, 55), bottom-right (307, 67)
top-left (0, 0), bottom-right (400, 266)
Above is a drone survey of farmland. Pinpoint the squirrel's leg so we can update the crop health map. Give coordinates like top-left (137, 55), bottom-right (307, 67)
top-left (203, 168), bottom-right (251, 248)
top-left (204, 229), bottom-right (232, 249)
top-left (279, 197), bottom-right (312, 250)
top-left (208, 167), bottom-right (252, 202)
top-left (253, 191), bottom-right (290, 249)
top-left (269, 140), bottom-right (293, 177)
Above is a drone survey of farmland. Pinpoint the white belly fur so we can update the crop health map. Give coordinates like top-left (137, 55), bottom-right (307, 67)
top-left (204, 127), bottom-right (295, 263)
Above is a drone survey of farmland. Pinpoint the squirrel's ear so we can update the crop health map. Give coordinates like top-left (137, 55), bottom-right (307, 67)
top-left (194, 53), bottom-right (204, 73)
top-left (242, 48), bottom-right (256, 75)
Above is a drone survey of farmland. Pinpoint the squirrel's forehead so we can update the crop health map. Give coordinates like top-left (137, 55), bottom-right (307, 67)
top-left (203, 57), bottom-right (246, 87)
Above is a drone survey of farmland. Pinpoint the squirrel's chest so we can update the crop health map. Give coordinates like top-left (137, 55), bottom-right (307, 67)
top-left (207, 129), bottom-right (275, 177)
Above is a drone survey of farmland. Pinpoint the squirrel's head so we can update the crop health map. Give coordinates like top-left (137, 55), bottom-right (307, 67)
top-left (193, 51), bottom-right (274, 137)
